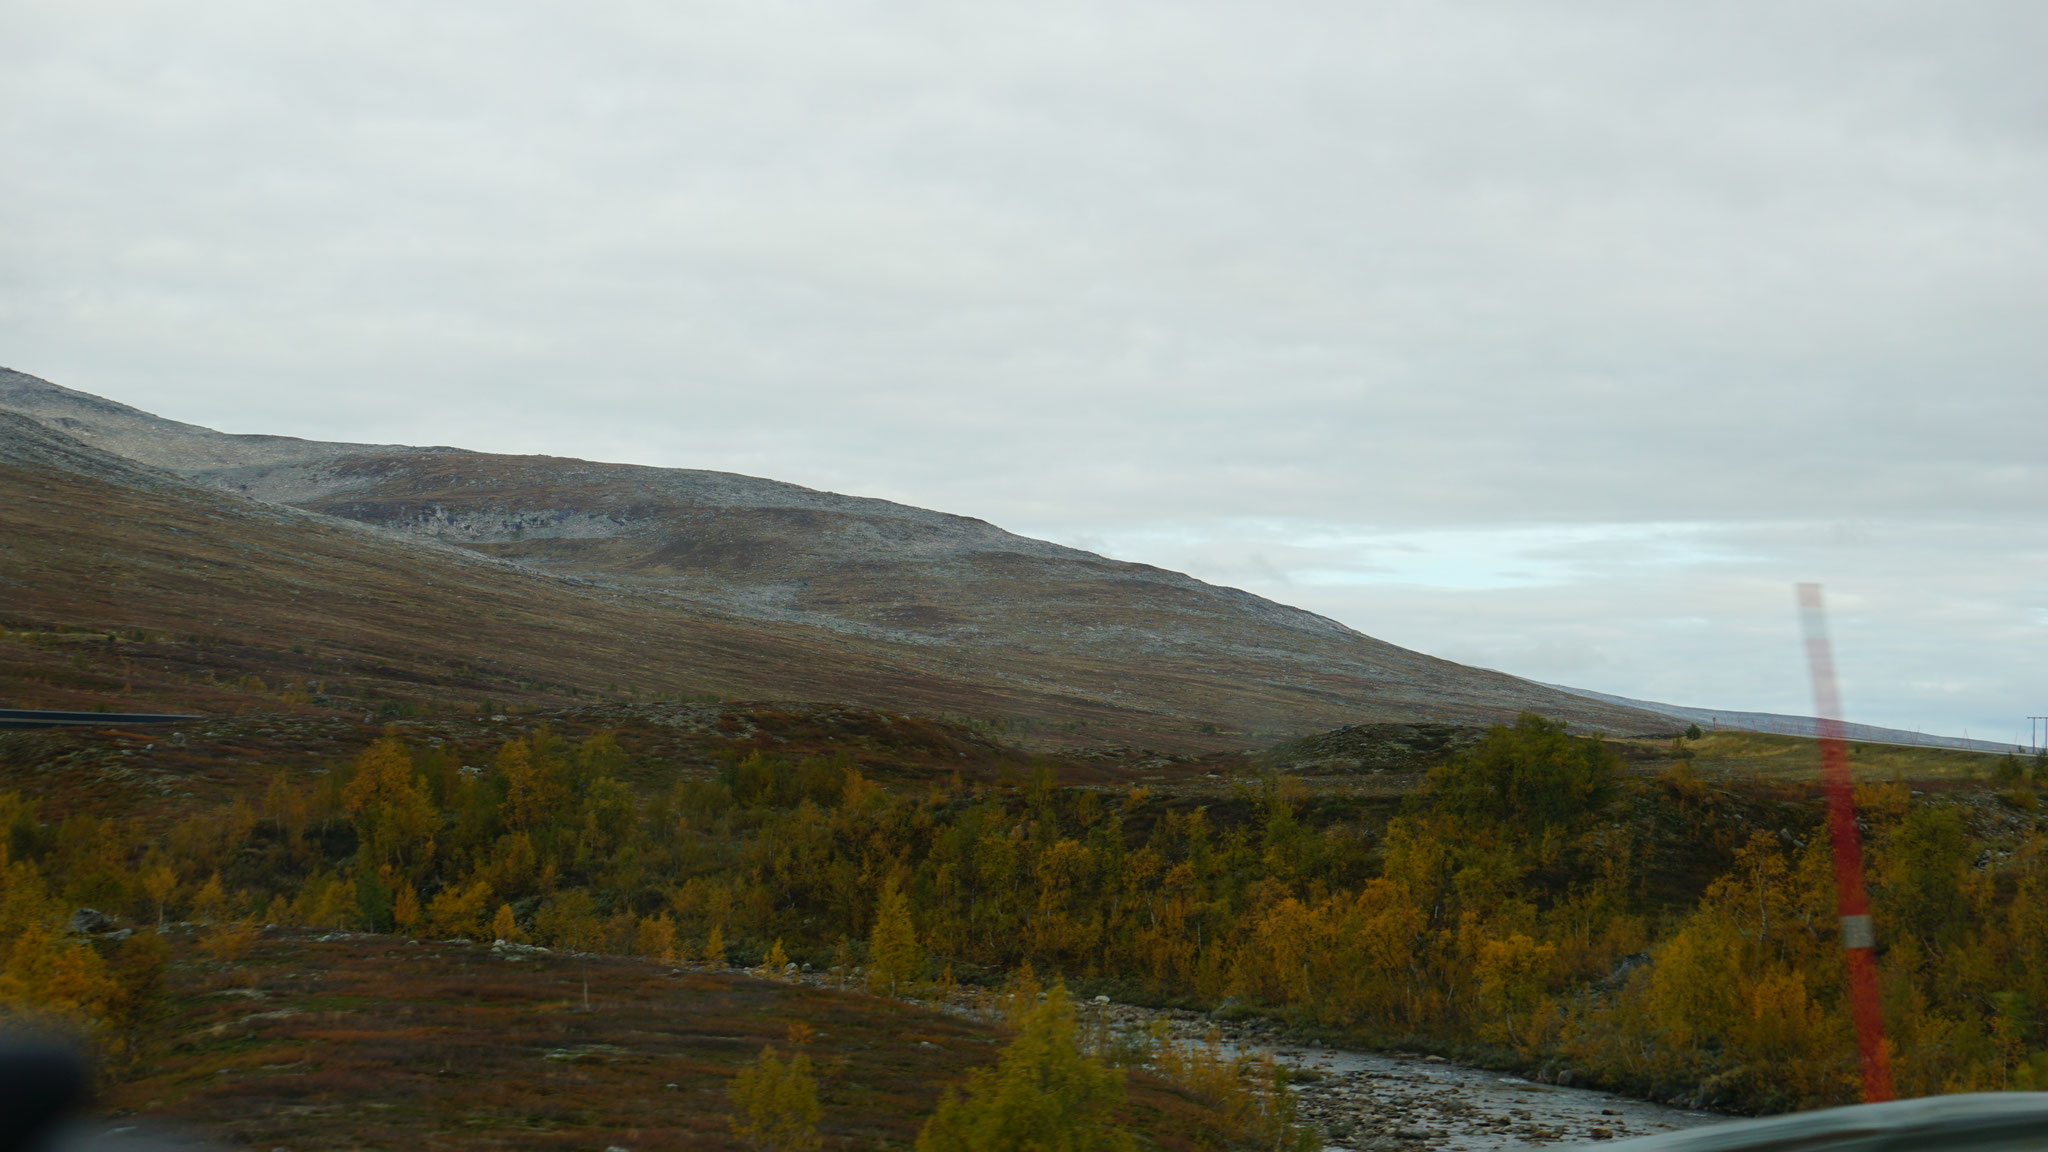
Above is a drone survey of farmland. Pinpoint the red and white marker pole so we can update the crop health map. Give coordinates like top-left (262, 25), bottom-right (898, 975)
top-left (1796, 582), bottom-right (1895, 1102)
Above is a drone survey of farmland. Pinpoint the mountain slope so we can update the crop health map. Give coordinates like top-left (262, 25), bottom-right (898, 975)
top-left (0, 368), bottom-right (1670, 745)
top-left (0, 409), bottom-right (976, 721)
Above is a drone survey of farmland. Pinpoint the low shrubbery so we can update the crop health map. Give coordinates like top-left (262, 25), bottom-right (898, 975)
top-left (6, 714), bottom-right (2046, 1114)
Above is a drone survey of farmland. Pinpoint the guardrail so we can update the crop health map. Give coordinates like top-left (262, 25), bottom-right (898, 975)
top-left (0, 708), bottom-right (199, 730)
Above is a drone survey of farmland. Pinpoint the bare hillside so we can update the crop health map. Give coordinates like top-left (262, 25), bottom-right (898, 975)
top-left (0, 368), bottom-right (1669, 744)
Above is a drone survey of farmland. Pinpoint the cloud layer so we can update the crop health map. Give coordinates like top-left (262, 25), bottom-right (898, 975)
top-left (6, 1), bottom-right (2044, 738)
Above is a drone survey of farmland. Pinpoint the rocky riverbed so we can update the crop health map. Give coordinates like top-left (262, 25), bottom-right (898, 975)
top-left (1116, 1003), bottom-right (1722, 1150)
top-left (1261, 1044), bottom-right (1713, 1149)
top-left (771, 962), bottom-right (1727, 1148)
top-left (881, 979), bottom-right (1723, 1150)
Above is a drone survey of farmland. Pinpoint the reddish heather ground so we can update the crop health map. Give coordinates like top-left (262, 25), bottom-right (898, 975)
top-left (104, 931), bottom-right (1224, 1150)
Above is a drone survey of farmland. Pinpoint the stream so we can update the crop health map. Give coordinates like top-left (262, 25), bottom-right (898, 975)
top-left (794, 971), bottom-right (1726, 1149)
top-left (1266, 1042), bottom-right (1718, 1149)
top-left (1121, 1003), bottom-right (1724, 1150)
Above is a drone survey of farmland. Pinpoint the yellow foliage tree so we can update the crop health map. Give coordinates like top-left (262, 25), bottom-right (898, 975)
top-left (1345, 878), bottom-right (1424, 1022)
top-left (1151, 1026), bottom-right (1317, 1152)
top-left (535, 890), bottom-right (602, 952)
top-left (916, 985), bottom-right (1132, 1152)
top-left (200, 918), bottom-right (261, 964)
top-left (287, 873), bottom-right (348, 931)
top-left (1231, 889), bottom-right (1315, 1006)
top-left (1474, 932), bottom-right (1557, 1047)
top-left (1, 921), bottom-right (126, 1035)
top-left (1004, 962), bottom-right (1044, 1031)
top-left (141, 863), bottom-right (177, 929)
top-left (478, 831), bottom-right (539, 894)
top-left (491, 903), bottom-right (522, 943)
top-left (636, 912), bottom-right (677, 961)
top-left (192, 872), bottom-right (232, 922)
top-left (498, 738), bottom-right (566, 835)
top-left (831, 936), bottom-right (857, 988)
top-left (392, 882), bottom-right (421, 933)
top-left (0, 861), bottom-right (130, 1045)
top-left (867, 879), bottom-right (921, 997)
top-left (343, 736), bottom-right (438, 869)
top-left (728, 1044), bottom-right (823, 1152)
top-left (425, 879), bottom-right (493, 939)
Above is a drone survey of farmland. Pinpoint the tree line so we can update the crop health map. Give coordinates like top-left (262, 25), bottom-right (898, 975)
top-left (5, 715), bottom-right (2048, 1113)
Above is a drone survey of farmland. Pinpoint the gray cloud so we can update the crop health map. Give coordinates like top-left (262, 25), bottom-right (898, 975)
top-left (5, 1), bottom-right (2043, 735)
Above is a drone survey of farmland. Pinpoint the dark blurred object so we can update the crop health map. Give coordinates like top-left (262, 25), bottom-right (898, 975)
top-left (1590, 1092), bottom-right (2048, 1151)
top-left (0, 1036), bottom-right (89, 1151)
top-left (0, 1036), bottom-right (210, 1152)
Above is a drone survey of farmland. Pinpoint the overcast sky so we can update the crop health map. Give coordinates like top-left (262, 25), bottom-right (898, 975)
top-left (5, 2), bottom-right (2044, 743)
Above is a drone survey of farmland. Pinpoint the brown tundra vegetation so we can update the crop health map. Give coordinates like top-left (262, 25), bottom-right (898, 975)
top-left (6, 699), bottom-right (2048, 1148)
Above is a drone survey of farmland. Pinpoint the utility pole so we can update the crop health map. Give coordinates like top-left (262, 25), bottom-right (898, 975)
top-left (2031, 716), bottom-right (2048, 754)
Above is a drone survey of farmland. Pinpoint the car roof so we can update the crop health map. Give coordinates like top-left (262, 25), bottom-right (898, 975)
top-left (1585, 1094), bottom-right (2048, 1152)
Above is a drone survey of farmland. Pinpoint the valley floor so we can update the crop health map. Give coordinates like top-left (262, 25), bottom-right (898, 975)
top-left (892, 985), bottom-right (1724, 1150)
top-left (98, 928), bottom-right (1242, 1151)
top-left (99, 923), bottom-right (1718, 1152)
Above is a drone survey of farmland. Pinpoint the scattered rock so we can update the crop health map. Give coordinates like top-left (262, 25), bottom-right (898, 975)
top-left (67, 908), bottom-right (114, 935)
top-left (1262, 722), bottom-right (1484, 775)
